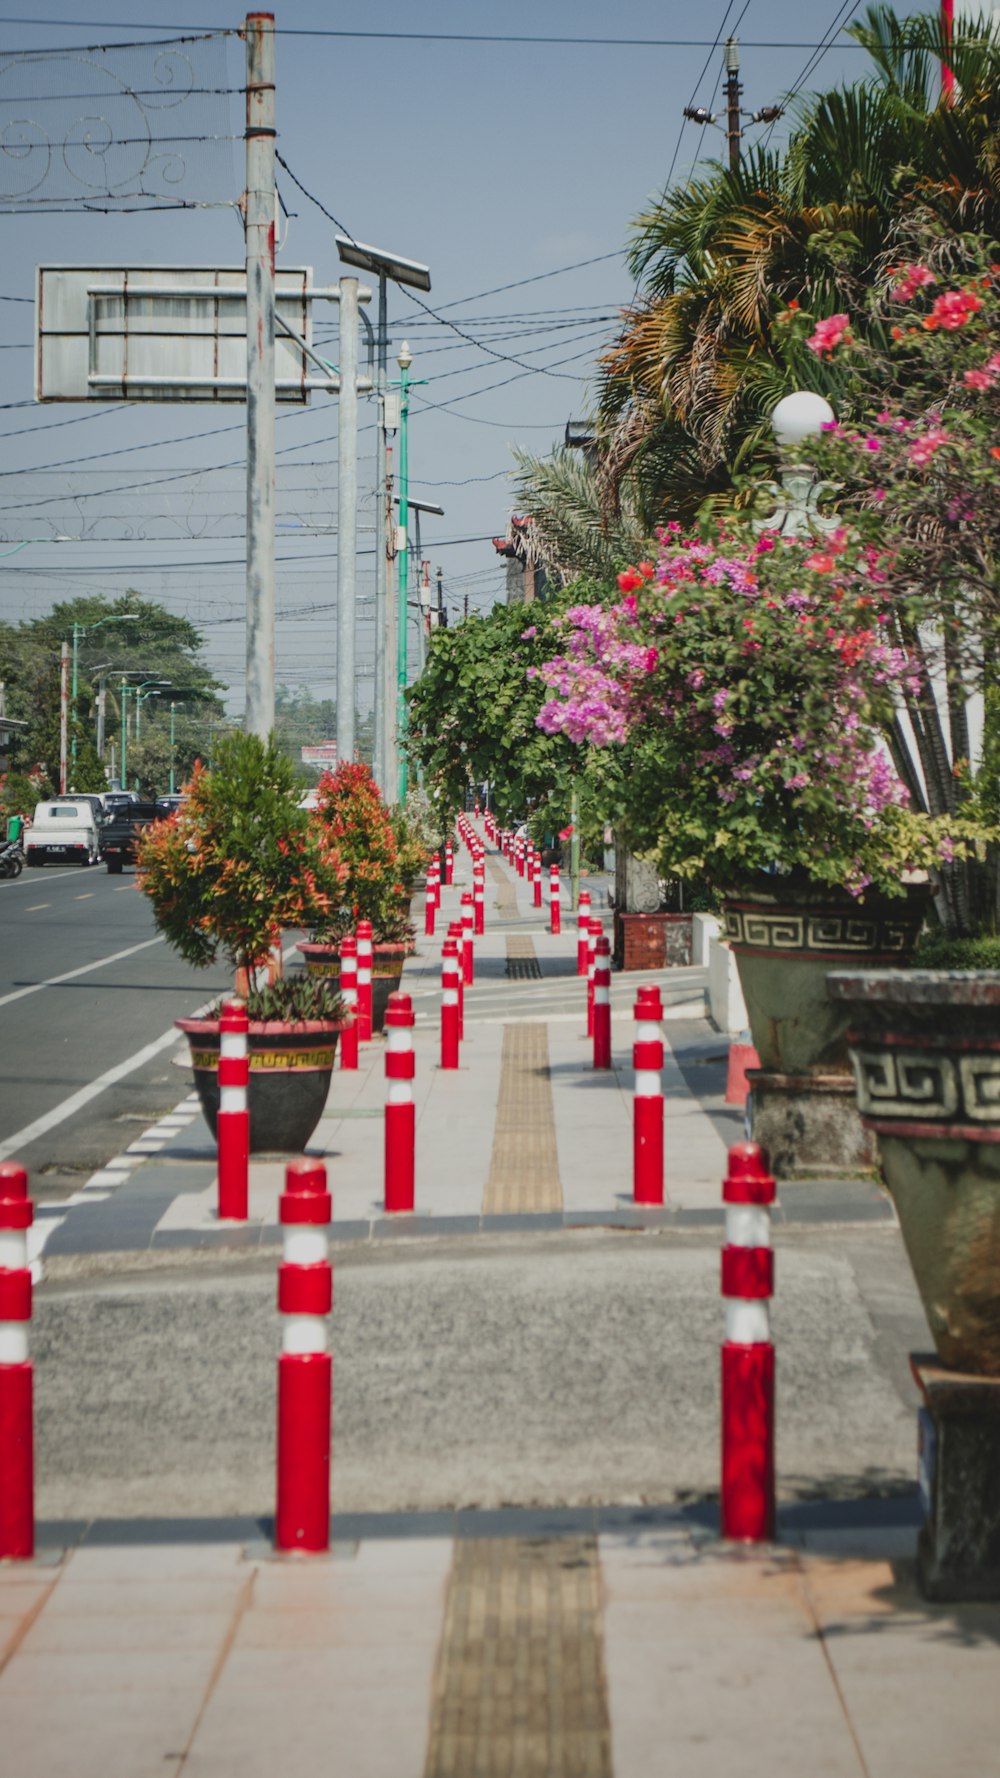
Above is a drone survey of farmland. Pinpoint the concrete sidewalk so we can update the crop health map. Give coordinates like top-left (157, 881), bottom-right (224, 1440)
top-left (3, 1508), bottom-right (999, 1778)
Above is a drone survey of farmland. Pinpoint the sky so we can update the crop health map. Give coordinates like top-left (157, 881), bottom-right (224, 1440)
top-left (0, 0), bottom-right (929, 719)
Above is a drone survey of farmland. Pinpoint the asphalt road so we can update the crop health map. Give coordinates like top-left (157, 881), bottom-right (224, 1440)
top-left (33, 1225), bottom-right (930, 1521)
top-left (0, 862), bottom-right (231, 1198)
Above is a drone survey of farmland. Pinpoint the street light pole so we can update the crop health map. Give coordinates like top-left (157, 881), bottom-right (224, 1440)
top-left (337, 276), bottom-right (360, 766)
top-left (244, 10), bottom-right (277, 742)
top-left (396, 341), bottom-right (411, 804)
top-left (170, 701), bottom-right (177, 794)
top-left (69, 612), bottom-right (140, 774)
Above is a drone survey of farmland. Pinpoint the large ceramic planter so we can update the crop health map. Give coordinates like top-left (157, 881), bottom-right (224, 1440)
top-left (828, 971), bottom-right (1000, 1376)
top-left (722, 881), bottom-right (929, 1075)
top-left (296, 940), bottom-right (407, 1032)
top-left (176, 1017), bottom-right (340, 1155)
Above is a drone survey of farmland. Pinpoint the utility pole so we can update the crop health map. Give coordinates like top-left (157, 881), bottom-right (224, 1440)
top-left (436, 566), bottom-right (446, 629)
top-left (244, 11), bottom-right (276, 740)
top-left (396, 343), bottom-right (411, 802)
top-left (383, 440), bottom-right (397, 798)
top-left (683, 37), bottom-right (782, 166)
top-left (337, 276), bottom-right (359, 765)
top-left (725, 38), bottom-right (742, 174)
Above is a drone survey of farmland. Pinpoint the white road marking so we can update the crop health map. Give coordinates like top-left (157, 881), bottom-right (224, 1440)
top-left (26, 904), bottom-right (49, 912)
top-left (2, 869), bottom-right (84, 890)
top-left (0, 989), bottom-right (215, 1163)
top-left (75, 893), bottom-right (95, 901)
top-left (0, 933), bottom-right (164, 1010)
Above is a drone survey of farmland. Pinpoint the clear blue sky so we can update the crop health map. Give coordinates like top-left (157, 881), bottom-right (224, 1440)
top-left (0, 2), bottom-right (928, 715)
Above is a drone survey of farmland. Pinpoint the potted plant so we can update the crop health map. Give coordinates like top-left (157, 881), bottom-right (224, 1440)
top-left (136, 732), bottom-right (347, 1153)
top-left (298, 760), bottom-right (413, 1029)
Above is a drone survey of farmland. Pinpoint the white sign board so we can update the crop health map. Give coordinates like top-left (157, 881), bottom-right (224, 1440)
top-left (300, 744), bottom-right (338, 768)
top-left (35, 265), bottom-right (327, 403)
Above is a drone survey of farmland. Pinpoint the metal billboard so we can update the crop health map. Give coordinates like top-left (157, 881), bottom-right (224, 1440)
top-left (34, 265), bottom-right (334, 403)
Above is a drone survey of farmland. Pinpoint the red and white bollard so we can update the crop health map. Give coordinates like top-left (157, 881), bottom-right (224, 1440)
top-left (586, 916), bottom-right (601, 1037)
top-left (445, 840), bottom-right (454, 887)
top-left (592, 935), bottom-right (612, 1069)
top-left (275, 1158), bottom-right (333, 1554)
top-left (424, 873), bottom-right (437, 939)
top-left (217, 998), bottom-right (249, 1220)
top-left (0, 1162), bottom-right (34, 1560)
top-left (576, 888), bottom-right (592, 976)
top-left (532, 849), bottom-right (543, 909)
top-left (461, 891), bottom-right (475, 986)
top-left (473, 858), bottom-right (485, 936)
top-left (721, 1141), bottom-right (776, 1543)
top-left (633, 986), bottom-right (664, 1205)
top-left (549, 863), bottom-right (561, 935)
top-left (441, 939), bottom-right (460, 1070)
top-left (448, 921), bottom-right (465, 1040)
top-left (339, 937), bottom-right (358, 1071)
top-left (356, 921), bottom-right (373, 1043)
top-left (384, 992), bottom-right (416, 1213)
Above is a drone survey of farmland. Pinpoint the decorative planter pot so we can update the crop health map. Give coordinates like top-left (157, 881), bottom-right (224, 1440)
top-left (827, 971), bottom-right (1000, 1376)
top-left (176, 1017), bottom-right (341, 1155)
top-left (296, 940), bottom-right (407, 1032)
top-left (723, 881), bottom-right (929, 1075)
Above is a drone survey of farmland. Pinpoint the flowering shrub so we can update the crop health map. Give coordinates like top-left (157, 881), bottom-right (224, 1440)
top-left (311, 760), bottom-right (408, 942)
top-left (137, 733), bottom-right (345, 984)
top-left (533, 527), bottom-right (977, 896)
top-left (790, 222), bottom-right (1000, 930)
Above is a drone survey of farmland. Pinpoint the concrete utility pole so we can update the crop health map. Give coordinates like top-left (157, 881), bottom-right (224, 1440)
top-left (383, 440), bottom-right (397, 798)
top-left (244, 11), bottom-right (276, 740)
top-left (373, 272), bottom-right (389, 790)
top-left (337, 277), bottom-right (360, 765)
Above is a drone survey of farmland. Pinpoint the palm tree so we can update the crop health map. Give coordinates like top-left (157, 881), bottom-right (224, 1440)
top-left (593, 5), bottom-right (1000, 521)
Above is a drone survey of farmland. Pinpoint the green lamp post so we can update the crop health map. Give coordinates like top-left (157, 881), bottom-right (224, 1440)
top-left (70, 612), bottom-right (140, 775)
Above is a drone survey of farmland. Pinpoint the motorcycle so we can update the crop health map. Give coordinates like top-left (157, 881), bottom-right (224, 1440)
top-left (0, 839), bottom-right (24, 879)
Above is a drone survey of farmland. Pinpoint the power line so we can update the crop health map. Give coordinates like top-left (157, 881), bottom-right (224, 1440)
top-left (0, 19), bottom-right (873, 49)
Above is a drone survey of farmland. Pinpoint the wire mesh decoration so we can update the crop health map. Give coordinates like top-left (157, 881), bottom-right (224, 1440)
top-left (0, 32), bottom-right (239, 212)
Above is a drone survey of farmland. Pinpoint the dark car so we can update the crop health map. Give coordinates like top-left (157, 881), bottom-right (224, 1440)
top-left (99, 800), bottom-right (164, 873)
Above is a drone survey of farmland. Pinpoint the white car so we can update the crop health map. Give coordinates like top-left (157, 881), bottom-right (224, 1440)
top-left (25, 798), bottom-right (101, 867)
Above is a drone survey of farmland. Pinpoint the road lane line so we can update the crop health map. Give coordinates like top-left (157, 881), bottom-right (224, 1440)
top-left (26, 904), bottom-right (49, 912)
top-left (1, 869), bottom-right (85, 890)
top-left (0, 992), bottom-right (213, 1163)
top-left (0, 933), bottom-right (165, 1010)
top-left (75, 893), bottom-right (95, 901)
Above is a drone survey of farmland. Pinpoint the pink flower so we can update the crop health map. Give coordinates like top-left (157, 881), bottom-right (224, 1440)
top-left (520, 626), bottom-right (538, 639)
top-left (963, 368), bottom-right (995, 391)
top-left (804, 552), bottom-right (837, 573)
top-left (927, 288), bottom-right (983, 331)
top-left (889, 262), bottom-right (936, 301)
top-left (807, 312), bottom-right (851, 357)
top-left (907, 427), bottom-right (950, 467)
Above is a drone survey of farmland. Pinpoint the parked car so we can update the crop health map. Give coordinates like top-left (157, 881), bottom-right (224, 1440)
top-left (25, 798), bottom-right (101, 867)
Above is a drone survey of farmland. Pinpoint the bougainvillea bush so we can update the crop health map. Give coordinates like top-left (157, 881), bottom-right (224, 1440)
top-left (311, 760), bottom-right (410, 943)
top-left (533, 530), bottom-right (981, 899)
top-left (137, 733), bottom-right (346, 1003)
top-left (784, 222), bottom-right (1000, 930)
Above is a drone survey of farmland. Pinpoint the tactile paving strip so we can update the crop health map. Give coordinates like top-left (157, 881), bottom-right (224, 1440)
top-left (481, 1024), bottom-right (562, 1214)
top-left (423, 1535), bottom-right (613, 1778)
top-left (505, 935), bottom-right (542, 981)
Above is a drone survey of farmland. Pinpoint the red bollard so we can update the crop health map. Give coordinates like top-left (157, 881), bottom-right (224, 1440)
top-left (445, 841), bottom-right (454, 887)
top-left (339, 937), bottom-right (358, 1071)
top-left (384, 993), bottom-right (416, 1213)
top-left (721, 1142), bottom-right (776, 1543)
top-left (0, 1162), bottom-right (34, 1560)
top-left (356, 921), bottom-right (373, 1043)
top-left (593, 935), bottom-right (612, 1069)
top-left (586, 916), bottom-right (601, 1037)
top-left (473, 859), bottom-right (485, 936)
top-left (576, 888), bottom-right (592, 976)
top-left (217, 998), bottom-right (249, 1220)
top-left (549, 863), bottom-right (561, 935)
top-left (424, 875), bottom-right (436, 939)
top-left (461, 891), bottom-right (475, 986)
top-left (532, 849), bottom-right (542, 910)
top-left (275, 1158), bottom-right (333, 1554)
top-left (441, 939), bottom-right (460, 1069)
top-left (633, 986), bottom-right (664, 1204)
top-left (448, 921), bottom-right (465, 1040)
top-left (515, 834), bottom-right (525, 878)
